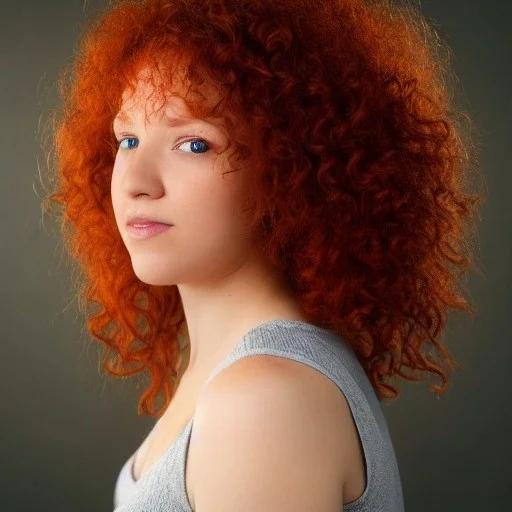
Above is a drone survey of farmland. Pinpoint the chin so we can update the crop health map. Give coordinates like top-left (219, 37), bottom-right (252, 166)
top-left (135, 275), bottom-right (172, 286)
top-left (131, 265), bottom-right (174, 286)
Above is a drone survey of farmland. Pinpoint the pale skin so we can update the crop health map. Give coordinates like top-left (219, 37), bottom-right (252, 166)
top-left (111, 67), bottom-right (367, 510)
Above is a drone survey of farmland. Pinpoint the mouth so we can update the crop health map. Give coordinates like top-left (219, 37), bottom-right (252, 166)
top-left (126, 222), bottom-right (172, 240)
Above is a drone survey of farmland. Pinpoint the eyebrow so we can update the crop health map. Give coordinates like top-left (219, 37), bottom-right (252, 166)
top-left (113, 111), bottom-right (218, 130)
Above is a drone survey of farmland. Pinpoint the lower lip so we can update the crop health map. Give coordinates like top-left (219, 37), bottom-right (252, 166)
top-left (126, 223), bottom-right (172, 240)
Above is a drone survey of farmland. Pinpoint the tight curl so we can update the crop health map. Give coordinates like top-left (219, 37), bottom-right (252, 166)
top-left (39, 0), bottom-right (486, 418)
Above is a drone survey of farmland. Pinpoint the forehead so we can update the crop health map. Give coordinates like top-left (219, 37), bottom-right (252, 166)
top-left (114, 97), bottom-right (193, 126)
top-left (115, 65), bottom-right (223, 124)
top-left (115, 87), bottom-right (193, 124)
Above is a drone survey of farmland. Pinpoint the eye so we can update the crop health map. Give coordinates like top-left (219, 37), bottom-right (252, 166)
top-left (117, 137), bottom-right (139, 150)
top-left (175, 138), bottom-right (212, 155)
top-left (116, 136), bottom-right (212, 155)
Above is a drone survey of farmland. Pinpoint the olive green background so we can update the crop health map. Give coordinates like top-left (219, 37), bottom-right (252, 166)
top-left (1, 0), bottom-right (508, 510)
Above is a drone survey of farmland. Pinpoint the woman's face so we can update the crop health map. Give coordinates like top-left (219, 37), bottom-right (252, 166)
top-left (111, 74), bottom-right (255, 287)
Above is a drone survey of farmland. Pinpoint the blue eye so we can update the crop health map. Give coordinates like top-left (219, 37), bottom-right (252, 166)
top-left (179, 139), bottom-right (211, 154)
top-left (116, 137), bottom-right (212, 154)
top-left (118, 137), bottom-right (139, 150)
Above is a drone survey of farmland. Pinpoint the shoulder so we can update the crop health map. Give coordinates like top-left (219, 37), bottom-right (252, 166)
top-left (188, 355), bottom-right (353, 511)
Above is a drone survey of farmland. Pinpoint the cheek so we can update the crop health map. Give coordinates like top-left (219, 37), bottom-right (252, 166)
top-left (190, 177), bottom-right (246, 225)
top-left (110, 174), bottom-right (118, 205)
top-left (111, 159), bottom-right (122, 186)
top-left (110, 168), bottom-right (123, 220)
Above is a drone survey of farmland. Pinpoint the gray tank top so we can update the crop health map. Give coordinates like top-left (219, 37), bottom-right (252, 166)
top-left (113, 319), bottom-right (405, 511)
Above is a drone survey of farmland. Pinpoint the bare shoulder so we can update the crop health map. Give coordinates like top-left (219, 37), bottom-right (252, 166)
top-left (187, 355), bottom-right (355, 511)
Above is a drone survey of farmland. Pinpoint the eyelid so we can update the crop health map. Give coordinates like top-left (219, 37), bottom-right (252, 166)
top-left (115, 134), bottom-right (214, 153)
top-left (114, 126), bottom-right (214, 141)
top-left (114, 133), bottom-right (212, 143)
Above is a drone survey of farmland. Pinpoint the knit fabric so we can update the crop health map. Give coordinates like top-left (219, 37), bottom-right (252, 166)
top-left (113, 319), bottom-right (405, 511)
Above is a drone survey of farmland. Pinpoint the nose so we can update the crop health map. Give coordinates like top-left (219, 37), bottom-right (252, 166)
top-left (120, 142), bottom-right (165, 199)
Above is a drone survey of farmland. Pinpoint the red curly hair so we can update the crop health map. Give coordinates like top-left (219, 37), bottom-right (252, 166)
top-left (39, 0), bottom-right (486, 418)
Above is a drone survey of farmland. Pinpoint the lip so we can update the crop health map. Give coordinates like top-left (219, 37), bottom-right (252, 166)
top-left (126, 215), bottom-right (171, 226)
top-left (126, 222), bottom-right (172, 240)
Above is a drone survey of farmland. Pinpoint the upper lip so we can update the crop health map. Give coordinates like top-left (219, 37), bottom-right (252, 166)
top-left (126, 214), bottom-right (172, 226)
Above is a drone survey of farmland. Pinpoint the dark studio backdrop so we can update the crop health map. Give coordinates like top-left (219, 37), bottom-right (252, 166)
top-left (1, 0), bottom-right (508, 510)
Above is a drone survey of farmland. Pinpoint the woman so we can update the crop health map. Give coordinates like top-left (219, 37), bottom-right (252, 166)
top-left (40, 0), bottom-right (485, 510)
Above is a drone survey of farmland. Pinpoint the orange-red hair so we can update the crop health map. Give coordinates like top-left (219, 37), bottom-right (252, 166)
top-left (39, 0), bottom-right (486, 418)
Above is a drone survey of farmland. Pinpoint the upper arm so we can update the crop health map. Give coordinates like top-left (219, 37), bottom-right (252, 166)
top-left (188, 357), bottom-right (348, 511)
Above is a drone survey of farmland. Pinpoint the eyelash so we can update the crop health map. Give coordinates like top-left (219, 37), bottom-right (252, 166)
top-left (115, 136), bottom-right (213, 154)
